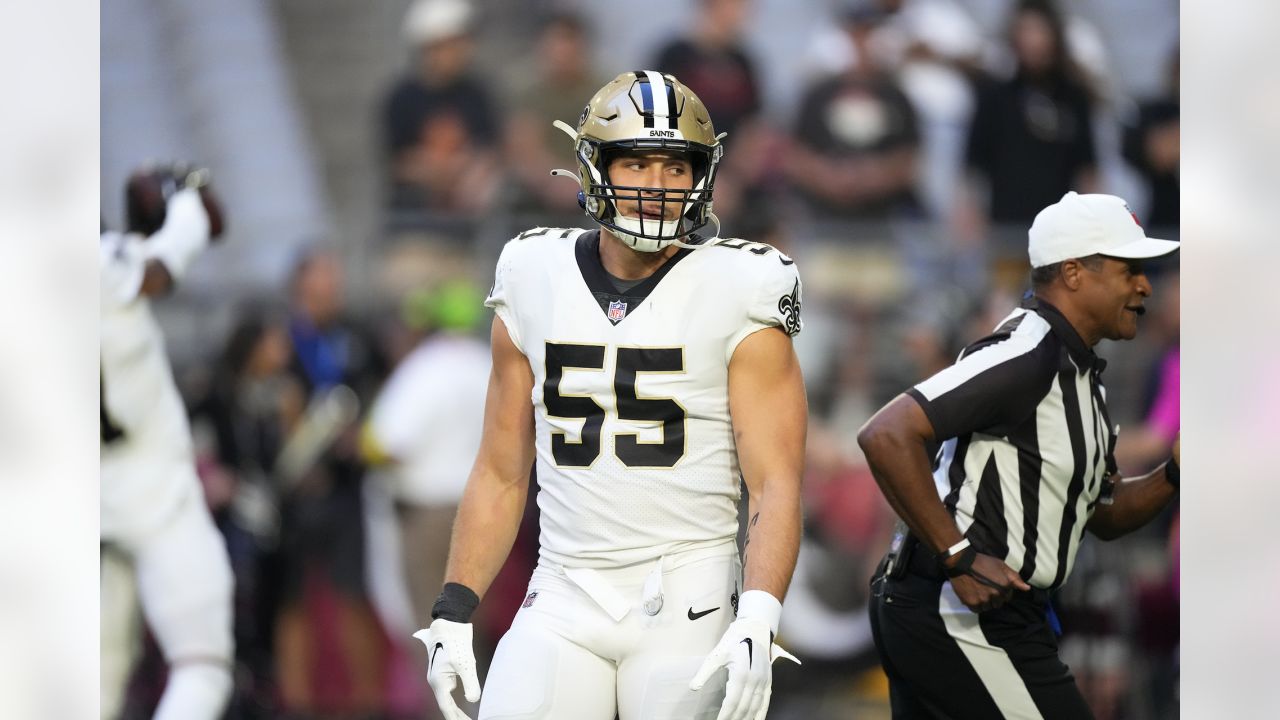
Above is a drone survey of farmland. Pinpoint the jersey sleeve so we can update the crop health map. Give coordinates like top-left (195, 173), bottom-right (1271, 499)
top-left (727, 251), bottom-right (803, 358)
top-left (99, 231), bottom-right (145, 308)
top-left (906, 318), bottom-right (1057, 440)
top-left (484, 239), bottom-right (524, 354)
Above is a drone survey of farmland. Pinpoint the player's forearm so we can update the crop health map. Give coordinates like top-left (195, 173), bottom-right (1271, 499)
top-left (727, 327), bottom-right (806, 601)
top-left (858, 420), bottom-right (963, 554)
top-left (741, 481), bottom-right (802, 601)
top-left (443, 464), bottom-right (529, 599)
top-left (1088, 464), bottom-right (1178, 540)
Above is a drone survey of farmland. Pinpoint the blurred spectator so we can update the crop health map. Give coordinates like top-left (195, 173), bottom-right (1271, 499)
top-left (651, 0), bottom-right (762, 141)
top-left (786, 9), bottom-right (922, 220)
top-left (361, 281), bottom-right (491, 718)
top-left (1123, 48), bottom-right (1179, 231)
top-left (960, 0), bottom-right (1098, 236)
top-left (383, 0), bottom-right (502, 212)
top-left (275, 249), bottom-right (390, 718)
top-left (872, 0), bottom-right (989, 218)
top-left (191, 309), bottom-right (306, 717)
top-left (501, 11), bottom-right (607, 216)
top-left (651, 0), bottom-right (775, 225)
top-left (286, 249), bottom-right (387, 400)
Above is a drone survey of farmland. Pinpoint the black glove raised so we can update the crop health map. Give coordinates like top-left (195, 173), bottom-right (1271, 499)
top-left (126, 163), bottom-right (224, 238)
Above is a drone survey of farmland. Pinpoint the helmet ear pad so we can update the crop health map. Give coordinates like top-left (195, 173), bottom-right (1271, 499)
top-left (684, 151), bottom-right (713, 221)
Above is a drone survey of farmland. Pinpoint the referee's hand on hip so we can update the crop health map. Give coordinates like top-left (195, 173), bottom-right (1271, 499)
top-left (947, 553), bottom-right (1033, 613)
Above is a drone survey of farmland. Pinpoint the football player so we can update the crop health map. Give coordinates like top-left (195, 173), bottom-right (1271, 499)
top-left (415, 71), bottom-right (804, 720)
top-left (100, 166), bottom-right (233, 720)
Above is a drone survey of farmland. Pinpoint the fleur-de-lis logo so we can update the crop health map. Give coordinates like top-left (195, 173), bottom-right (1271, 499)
top-left (777, 280), bottom-right (802, 336)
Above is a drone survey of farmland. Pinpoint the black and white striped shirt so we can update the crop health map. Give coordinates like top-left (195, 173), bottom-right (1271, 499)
top-left (907, 296), bottom-right (1116, 591)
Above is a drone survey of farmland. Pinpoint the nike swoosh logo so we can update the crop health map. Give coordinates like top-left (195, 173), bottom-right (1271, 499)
top-left (740, 638), bottom-right (753, 669)
top-left (430, 642), bottom-right (443, 672)
top-left (687, 606), bottom-right (720, 621)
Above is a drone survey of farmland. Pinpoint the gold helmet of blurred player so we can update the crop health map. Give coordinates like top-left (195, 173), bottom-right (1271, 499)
top-left (552, 71), bottom-right (724, 252)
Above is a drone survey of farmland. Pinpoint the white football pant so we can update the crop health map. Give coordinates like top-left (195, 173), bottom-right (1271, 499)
top-left (101, 466), bottom-right (234, 720)
top-left (101, 546), bottom-right (142, 720)
top-left (480, 542), bottom-right (739, 720)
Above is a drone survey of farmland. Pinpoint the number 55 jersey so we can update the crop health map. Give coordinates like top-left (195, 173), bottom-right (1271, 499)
top-left (487, 228), bottom-right (802, 570)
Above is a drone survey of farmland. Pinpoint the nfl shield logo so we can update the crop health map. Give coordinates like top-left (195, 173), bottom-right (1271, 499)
top-left (522, 591), bottom-right (539, 608)
top-left (607, 299), bottom-right (628, 322)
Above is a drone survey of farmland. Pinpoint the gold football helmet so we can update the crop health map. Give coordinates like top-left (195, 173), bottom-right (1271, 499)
top-left (552, 71), bottom-right (724, 252)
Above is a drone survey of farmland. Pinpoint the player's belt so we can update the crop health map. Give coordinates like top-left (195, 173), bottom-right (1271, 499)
top-left (561, 555), bottom-right (666, 621)
top-left (556, 540), bottom-right (737, 622)
top-left (562, 566), bottom-right (638, 622)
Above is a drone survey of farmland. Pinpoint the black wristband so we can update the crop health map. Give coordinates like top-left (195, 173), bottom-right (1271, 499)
top-left (1165, 456), bottom-right (1179, 489)
top-left (431, 582), bottom-right (480, 623)
top-left (943, 545), bottom-right (978, 578)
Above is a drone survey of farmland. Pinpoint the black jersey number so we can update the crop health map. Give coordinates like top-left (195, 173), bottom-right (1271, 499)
top-left (543, 343), bottom-right (686, 468)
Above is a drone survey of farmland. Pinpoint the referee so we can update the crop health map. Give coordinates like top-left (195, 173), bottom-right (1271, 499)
top-left (858, 192), bottom-right (1181, 719)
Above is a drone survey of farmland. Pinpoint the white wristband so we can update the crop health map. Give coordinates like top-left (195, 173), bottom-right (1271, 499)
top-left (736, 590), bottom-right (783, 635)
top-left (942, 537), bottom-right (971, 560)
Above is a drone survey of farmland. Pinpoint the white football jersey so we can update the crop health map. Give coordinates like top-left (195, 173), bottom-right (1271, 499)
top-left (100, 231), bottom-right (198, 538)
top-left (486, 228), bottom-right (803, 569)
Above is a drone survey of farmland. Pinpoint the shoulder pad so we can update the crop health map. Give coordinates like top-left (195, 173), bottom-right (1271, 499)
top-left (706, 237), bottom-right (795, 266)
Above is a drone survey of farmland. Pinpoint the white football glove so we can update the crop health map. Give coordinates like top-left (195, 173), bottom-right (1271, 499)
top-left (689, 590), bottom-right (800, 720)
top-left (413, 619), bottom-right (482, 720)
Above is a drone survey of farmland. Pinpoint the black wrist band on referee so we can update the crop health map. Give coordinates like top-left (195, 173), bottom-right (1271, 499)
top-left (943, 546), bottom-right (978, 578)
top-left (431, 582), bottom-right (480, 623)
top-left (1165, 456), bottom-right (1179, 489)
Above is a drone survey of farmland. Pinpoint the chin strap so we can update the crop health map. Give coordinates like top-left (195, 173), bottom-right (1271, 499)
top-left (671, 212), bottom-right (720, 249)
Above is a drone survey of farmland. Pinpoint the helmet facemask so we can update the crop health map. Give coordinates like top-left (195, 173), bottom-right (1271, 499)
top-left (551, 71), bottom-right (724, 252)
top-left (582, 139), bottom-right (721, 252)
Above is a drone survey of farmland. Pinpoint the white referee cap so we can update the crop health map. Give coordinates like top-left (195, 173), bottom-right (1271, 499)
top-left (1028, 192), bottom-right (1179, 268)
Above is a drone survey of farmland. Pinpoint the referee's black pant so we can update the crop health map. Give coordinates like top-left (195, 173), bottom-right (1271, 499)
top-left (869, 548), bottom-right (1095, 719)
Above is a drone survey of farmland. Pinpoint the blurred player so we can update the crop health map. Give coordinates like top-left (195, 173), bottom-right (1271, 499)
top-left (415, 71), bottom-right (805, 720)
top-left (100, 166), bottom-right (233, 720)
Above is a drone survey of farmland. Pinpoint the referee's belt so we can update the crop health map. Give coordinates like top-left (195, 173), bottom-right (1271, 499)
top-left (899, 537), bottom-right (1051, 606)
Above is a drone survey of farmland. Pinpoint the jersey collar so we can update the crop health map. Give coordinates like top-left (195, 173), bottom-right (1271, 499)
top-left (574, 230), bottom-right (695, 325)
top-left (1021, 294), bottom-right (1106, 373)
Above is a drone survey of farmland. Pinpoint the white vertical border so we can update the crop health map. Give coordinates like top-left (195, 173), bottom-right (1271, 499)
top-left (1182, 0), bottom-right (1280, 717)
top-left (0, 0), bottom-right (99, 717)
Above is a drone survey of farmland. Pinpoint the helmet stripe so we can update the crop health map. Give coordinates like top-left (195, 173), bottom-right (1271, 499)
top-left (665, 81), bottom-right (678, 129)
top-left (634, 70), bottom-right (655, 128)
top-left (643, 70), bottom-right (669, 127)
